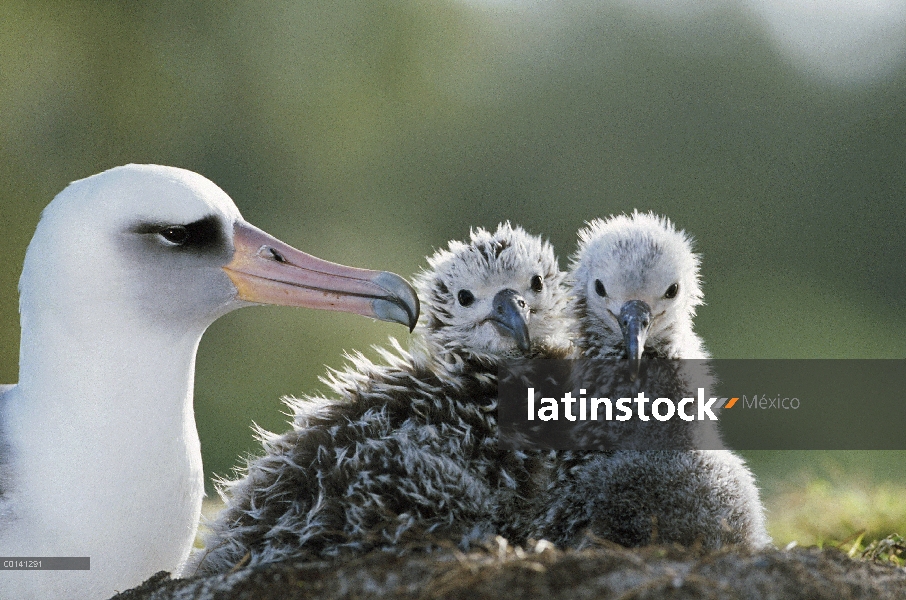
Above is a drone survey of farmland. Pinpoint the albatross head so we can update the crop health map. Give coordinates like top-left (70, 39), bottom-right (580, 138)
top-left (18, 164), bottom-right (419, 338)
top-left (413, 222), bottom-right (568, 364)
top-left (570, 211), bottom-right (703, 368)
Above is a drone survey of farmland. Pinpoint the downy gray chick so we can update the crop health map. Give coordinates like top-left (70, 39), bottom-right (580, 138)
top-left (190, 223), bottom-right (572, 575)
top-left (533, 211), bottom-right (770, 551)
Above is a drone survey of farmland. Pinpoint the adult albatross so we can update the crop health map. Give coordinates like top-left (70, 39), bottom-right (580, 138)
top-left (0, 164), bottom-right (418, 600)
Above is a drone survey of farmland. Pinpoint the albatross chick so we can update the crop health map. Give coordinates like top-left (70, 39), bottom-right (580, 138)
top-left (190, 222), bottom-right (572, 575)
top-left (533, 211), bottom-right (770, 550)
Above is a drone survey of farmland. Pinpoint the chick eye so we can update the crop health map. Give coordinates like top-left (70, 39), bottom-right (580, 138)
top-left (594, 279), bottom-right (607, 297)
top-left (457, 290), bottom-right (475, 307)
top-left (159, 225), bottom-right (188, 245)
top-left (664, 283), bottom-right (679, 299)
top-left (530, 275), bottom-right (544, 293)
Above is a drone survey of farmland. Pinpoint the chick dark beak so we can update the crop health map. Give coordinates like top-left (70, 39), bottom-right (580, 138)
top-left (488, 288), bottom-right (531, 353)
top-left (619, 299), bottom-right (652, 380)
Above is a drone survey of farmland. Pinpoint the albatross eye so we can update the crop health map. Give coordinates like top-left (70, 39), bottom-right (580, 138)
top-left (159, 225), bottom-right (189, 245)
top-left (594, 279), bottom-right (607, 297)
top-left (457, 290), bottom-right (475, 307)
top-left (530, 275), bottom-right (544, 293)
top-left (665, 283), bottom-right (679, 299)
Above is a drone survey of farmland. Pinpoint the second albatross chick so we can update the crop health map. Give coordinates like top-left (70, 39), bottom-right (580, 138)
top-left (190, 222), bottom-right (571, 575)
top-left (533, 211), bottom-right (770, 550)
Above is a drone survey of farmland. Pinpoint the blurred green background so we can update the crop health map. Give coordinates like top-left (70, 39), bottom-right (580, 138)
top-left (1, 0), bottom-right (904, 545)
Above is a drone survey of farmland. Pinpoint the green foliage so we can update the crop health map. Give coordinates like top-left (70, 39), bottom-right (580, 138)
top-left (767, 478), bottom-right (906, 551)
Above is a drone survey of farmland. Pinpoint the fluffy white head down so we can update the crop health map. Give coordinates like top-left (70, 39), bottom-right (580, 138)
top-left (2, 164), bottom-right (246, 600)
top-left (412, 222), bottom-right (569, 366)
top-left (19, 164), bottom-right (242, 333)
top-left (570, 211), bottom-right (706, 358)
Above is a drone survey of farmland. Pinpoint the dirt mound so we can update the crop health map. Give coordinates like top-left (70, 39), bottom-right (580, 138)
top-left (112, 538), bottom-right (906, 600)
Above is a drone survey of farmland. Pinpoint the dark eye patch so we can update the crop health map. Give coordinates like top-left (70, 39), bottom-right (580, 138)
top-left (133, 215), bottom-right (228, 257)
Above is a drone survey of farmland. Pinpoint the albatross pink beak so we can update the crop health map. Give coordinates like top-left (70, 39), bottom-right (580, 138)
top-left (223, 221), bottom-right (419, 331)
